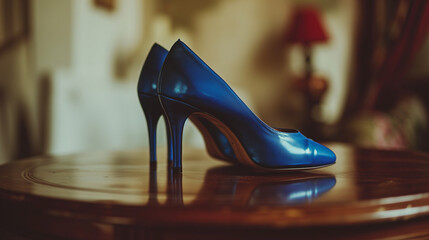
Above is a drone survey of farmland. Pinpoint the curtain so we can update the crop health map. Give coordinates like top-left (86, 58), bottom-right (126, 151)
top-left (343, 0), bottom-right (429, 117)
top-left (368, 0), bottom-right (429, 109)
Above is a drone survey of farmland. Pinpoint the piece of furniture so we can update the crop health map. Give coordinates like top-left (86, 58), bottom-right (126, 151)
top-left (1, 144), bottom-right (429, 239)
top-left (286, 6), bottom-right (330, 135)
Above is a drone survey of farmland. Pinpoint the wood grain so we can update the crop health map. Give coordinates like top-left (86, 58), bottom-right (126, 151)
top-left (1, 143), bottom-right (429, 239)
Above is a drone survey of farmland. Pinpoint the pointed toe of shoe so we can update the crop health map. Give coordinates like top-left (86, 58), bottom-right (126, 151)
top-left (313, 143), bottom-right (336, 166)
top-left (314, 177), bottom-right (337, 194)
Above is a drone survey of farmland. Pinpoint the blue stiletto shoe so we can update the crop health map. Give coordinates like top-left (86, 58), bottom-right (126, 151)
top-left (138, 44), bottom-right (170, 164)
top-left (137, 44), bottom-right (236, 164)
top-left (158, 40), bottom-right (336, 171)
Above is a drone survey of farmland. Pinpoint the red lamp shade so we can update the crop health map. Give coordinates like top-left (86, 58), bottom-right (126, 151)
top-left (286, 7), bottom-right (329, 44)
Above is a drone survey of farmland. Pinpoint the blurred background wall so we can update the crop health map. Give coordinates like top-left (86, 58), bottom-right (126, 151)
top-left (0, 0), bottom-right (428, 164)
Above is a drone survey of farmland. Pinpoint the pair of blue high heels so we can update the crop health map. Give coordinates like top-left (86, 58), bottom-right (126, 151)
top-left (138, 40), bottom-right (336, 171)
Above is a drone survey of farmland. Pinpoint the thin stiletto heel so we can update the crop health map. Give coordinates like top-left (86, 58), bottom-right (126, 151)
top-left (138, 93), bottom-right (162, 163)
top-left (161, 96), bottom-right (197, 170)
top-left (166, 119), bottom-right (174, 166)
top-left (139, 92), bottom-right (174, 164)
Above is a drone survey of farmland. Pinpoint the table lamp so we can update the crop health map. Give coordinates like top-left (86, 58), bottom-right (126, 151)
top-left (286, 6), bottom-right (329, 135)
top-left (287, 6), bottom-right (329, 78)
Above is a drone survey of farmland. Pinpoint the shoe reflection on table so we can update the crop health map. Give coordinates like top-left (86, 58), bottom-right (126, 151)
top-left (147, 165), bottom-right (336, 207)
top-left (247, 177), bottom-right (336, 206)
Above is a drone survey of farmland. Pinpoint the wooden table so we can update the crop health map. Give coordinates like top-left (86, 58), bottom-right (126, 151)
top-left (1, 143), bottom-right (429, 239)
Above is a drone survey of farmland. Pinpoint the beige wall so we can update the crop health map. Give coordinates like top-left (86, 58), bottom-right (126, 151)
top-left (37, 0), bottom-right (148, 155)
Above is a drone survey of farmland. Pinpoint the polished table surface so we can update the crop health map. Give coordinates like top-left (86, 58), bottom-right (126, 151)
top-left (1, 143), bottom-right (429, 239)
